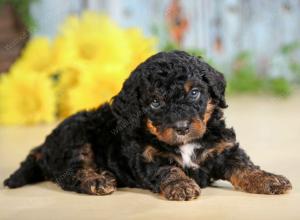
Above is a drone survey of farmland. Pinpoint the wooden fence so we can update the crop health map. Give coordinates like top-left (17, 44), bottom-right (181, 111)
top-left (30, 0), bottom-right (300, 74)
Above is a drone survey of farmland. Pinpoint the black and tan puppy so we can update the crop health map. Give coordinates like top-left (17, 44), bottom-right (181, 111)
top-left (4, 51), bottom-right (292, 200)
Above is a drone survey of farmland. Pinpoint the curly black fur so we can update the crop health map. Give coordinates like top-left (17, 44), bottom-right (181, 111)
top-left (4, 51), bottom-right (292, 200)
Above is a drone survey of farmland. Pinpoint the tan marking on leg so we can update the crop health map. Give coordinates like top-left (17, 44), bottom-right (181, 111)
top-left (197, 141), bottom-right (235, 164)
top-left (142, 145), bottom-right (184, 167)
top-left (77, 169), bottom-right (117, 195)
top-left (30, 151), bottom-right (43, 160)
top-left (79, 143), bottom-right (95, 168)
top-left (160, 167), bottom-right (201, 201)
top-left (229, 168), bottom-right (292, 194)
top-left (75, 144), bottom-right (117, 195)
top-left (30, 147), bottom-right (44, 160)
top-left (143, 145), bottom-right (158, 162)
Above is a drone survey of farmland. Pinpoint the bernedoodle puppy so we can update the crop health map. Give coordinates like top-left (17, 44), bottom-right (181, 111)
top-left (4, 51), bottom-right (292, 200)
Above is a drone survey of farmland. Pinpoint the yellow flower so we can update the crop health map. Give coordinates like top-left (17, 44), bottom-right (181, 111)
top-left (0, 11), bottom-right (157, 124)
top-left (125, 28), bottom-right (157, 72)
top-left (54, 12), bottom-right (156, 117)
top-left (55, 62), bottom-right (87, 117)
top-left (57, 63), bottom-right (126, 116)
top-left (68, 73), bottom-right (119, 114)
top-left (11, 37), bottom-right (53, 75)
top-left (0, 69), bottom-right (56, 125)
top-left (52, 12), bottom-right (132, 73)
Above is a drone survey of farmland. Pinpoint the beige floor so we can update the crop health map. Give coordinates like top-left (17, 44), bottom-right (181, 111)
top-left (0, 94), bottom-right (300, 220)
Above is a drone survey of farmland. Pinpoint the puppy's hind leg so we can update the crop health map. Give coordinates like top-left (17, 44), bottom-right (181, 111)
top-left (56, 168), bottom-right (117, 195)
top-left (54, 144), bottom-right (117, 195)
top-left (4, 146), bottom-right (45, 188)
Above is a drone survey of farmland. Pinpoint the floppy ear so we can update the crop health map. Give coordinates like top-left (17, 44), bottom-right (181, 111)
top-left (202, 65), bottom-right (227, 108)
top-left (111, 71), bottom-right (142, 135)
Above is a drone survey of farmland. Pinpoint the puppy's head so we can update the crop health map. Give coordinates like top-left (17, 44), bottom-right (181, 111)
top-left (112, 51), bottom-right (226, 145)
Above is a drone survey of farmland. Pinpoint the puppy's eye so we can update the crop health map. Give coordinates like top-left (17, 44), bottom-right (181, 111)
top-left (189, 88), bottom-right (201, 100)
top-left (150, 99), bottom-right (161, 109)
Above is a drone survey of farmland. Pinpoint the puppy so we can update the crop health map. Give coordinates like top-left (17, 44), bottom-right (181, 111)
top-left (4, 51), bottom-right (292, 200)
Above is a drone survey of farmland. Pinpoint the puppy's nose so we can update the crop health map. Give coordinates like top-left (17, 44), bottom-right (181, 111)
top-left (174, 120), bottom-right (190, 135)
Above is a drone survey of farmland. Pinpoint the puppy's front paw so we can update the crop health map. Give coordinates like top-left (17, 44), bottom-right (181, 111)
top-left (232, 169), bottom-right (292, 195)
top-left (259, 173), bottom-right (292, 194)
top-left (80, 170), bottom-right (117, 195)
top-left (161, 179), bottom-right (201, 201)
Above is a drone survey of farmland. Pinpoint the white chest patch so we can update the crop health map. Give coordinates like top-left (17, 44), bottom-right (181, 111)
top-left (179, 143), bottom-right (201, 169)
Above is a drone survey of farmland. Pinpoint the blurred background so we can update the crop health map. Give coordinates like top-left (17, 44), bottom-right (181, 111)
top-left (1, 2), bottom-right (300, 219)
top-left (0, 0), bottom-right (299, 125)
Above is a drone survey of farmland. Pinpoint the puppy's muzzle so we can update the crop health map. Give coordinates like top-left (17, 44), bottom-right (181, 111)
top-left (173, 120), bottom-right (190, 136)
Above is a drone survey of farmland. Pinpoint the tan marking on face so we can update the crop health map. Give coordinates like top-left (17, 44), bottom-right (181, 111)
top-left (190, 101), bottom-right (215, 137)
top-left (146, 119), bottom-right (158, 134)
top-left (147, 120), bottom-right (175, 145)
top-left (184, 81), bottom-right (193, 93)
top-left (146, 100), bottom-right (215, 145)
top-left (190, 117), bottom-right (206, 137)
top-left (203, 99), bottom-right (215, 124)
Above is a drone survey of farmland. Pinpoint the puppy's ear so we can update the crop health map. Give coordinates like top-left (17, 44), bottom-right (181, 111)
top-left (203, 65), bottom-right (227, 108)
top-left (111, 71), bottom-right (142, 134)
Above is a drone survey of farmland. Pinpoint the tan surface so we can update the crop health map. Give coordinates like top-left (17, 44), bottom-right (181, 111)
top-left (0, 95), bottom-right (300, 220)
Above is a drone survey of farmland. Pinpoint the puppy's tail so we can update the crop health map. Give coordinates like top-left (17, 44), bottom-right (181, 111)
top-left (4, 146), bottom-right (45, 188)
